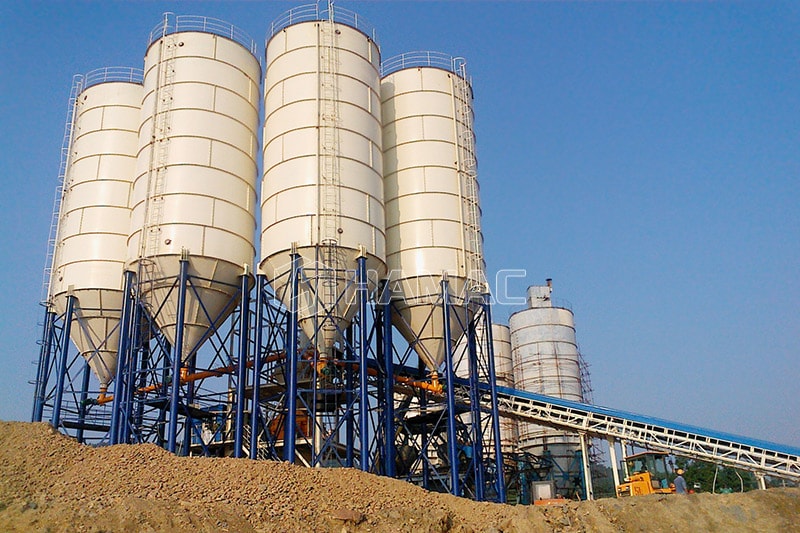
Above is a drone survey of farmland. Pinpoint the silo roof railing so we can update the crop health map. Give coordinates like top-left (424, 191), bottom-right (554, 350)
top-left (381, 51), bottom-right (466, 77)
top-left (149, 13), bottom-right (257, 56)
top-left (81, 67), bottom-right (144, 90)
top-left (268, 3), bottom-right (379, 44)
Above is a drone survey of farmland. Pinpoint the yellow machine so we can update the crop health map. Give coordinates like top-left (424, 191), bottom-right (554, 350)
top-left (617, 451), bottom-right (676, 497)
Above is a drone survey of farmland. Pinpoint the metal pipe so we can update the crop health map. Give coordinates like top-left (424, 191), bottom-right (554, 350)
top-left (250, 274), bottom-right (266, 460)
top-left (441, 277), bottom-right (460, 496)
top-left (167, 255), bottom-right (189, 454)
top-left (284, 251), bottom-right (300, 463)
top-left (234, 272), bottom-right (251, 458)
top-left (483, 296), bottom-right (506, 502)
top-left (51, 294), bottom-right (76, 429)
top-left (110, 270), bottom-right (135, 444)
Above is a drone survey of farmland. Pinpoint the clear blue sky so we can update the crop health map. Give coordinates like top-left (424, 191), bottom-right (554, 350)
top-left (1, 1), bottom-right (797, 447)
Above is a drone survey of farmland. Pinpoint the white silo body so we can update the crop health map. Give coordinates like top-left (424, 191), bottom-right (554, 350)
top-left (260, 7), bottom-right (385, 355)
top-left (128, 17), bottom-right (260, 360)
top-left (510, 282), bottom-right (583, 473)
top-left (491, 324), bottom-right (518, 454)
top-left (49, 68), bottom-right (143, 391)
top-left (381, 53), bottom-right (486, 371)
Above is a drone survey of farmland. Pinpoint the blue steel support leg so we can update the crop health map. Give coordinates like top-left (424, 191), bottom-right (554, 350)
top-left (284, 252), bottom-right (300, 463)
top-left (76, 360), bottom-right (92, 443)
top-left (467, 316), bottom-right (485, 501)
top-left (110, 270), bottom-right (135, 444)
top-left (124, 305), bottom-right (145, 443)
top-left (381, 285), bottom-right (396, 477)
top-left (234, 273), bottom-right (251, 458)
top-left (357, 255), bottom-right (370, 472)
top-left (250, 275), bottom-right (265, 460)
top-left (167, 256), bottom-right (189, 454)
top-left (419, 359), bottom-right (430, 490)
top-left (51, 295), bottom-right (76, 430)
top-left (33, 309), bottom-right (56, 422)
top-left (345, 326), bottom-right (355, 468)
top-left (483, 295), bottom-right (506, 502)
top-left (441, 278), bottom-right (460, 496)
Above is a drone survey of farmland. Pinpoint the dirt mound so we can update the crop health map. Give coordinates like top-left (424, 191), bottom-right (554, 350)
top-left (0, 422), bottom-right (798, 532)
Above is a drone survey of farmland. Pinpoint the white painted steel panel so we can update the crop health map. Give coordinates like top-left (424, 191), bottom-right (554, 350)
top-left (50, 80), bottom-right (142, 389)
top-left (128, 30), bottom-right (260, 360)
top-left (260, 20), bottom-right (385, 355)
top-left (381, 65), bottom-right (485, 370)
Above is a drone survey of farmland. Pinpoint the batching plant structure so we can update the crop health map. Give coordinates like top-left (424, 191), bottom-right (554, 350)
top-left (256, 3), bottom-right (385, 469)
top-left (381, 51), bottom-right (504, 500)
top-left (33, 67), bottom-right (143, 440)
top-left (509, 280), bottom-right (589, 497)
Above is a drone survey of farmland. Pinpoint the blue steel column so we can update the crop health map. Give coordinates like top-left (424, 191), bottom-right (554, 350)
top-left (284, 251), bottom-right (300, 463)
top-left (345, 326), bottom-right (355, 467)
top-left (167, 255), bottom-right (189, 454)
top-left (110, 270), bottom-right (135, 444)
top-left (381, 283), bottom-right (396, 477)
top-left (441, 277), bottom-right (460, 496)
top-left (250, 275), bottom-right (265, 460)
top-left (357, 254), bottom-right (370, 472)
top-left (234, 273), bottom-right (251, 458)
top-left (51, 294), bottom-right (76, 429)
top-left (76, 360), bottom-right (92, 443)
top-left (33, 309), bottom-right (56, 422)
top-left (483, 295), bottom-right (506, 502)
top-left (467, 315), bottom-right (485, 500)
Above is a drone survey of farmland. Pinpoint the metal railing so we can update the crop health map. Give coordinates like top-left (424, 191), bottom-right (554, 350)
top-left (82, 67), bottom-right (144, 90)
top-left (149, 13), bottom-right (257, 56)
top-left (268, 2), bottom-right (379, 44)
top-left (381, 51), bottom-right (466, 77)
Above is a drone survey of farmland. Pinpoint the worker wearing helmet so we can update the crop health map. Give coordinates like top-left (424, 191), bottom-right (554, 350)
top-left (674, 468), bottom-right (688, 494)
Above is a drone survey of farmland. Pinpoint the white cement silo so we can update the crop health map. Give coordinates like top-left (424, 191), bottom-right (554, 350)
top-left (381, 52), bottom-right (486, 371)
top-left (491, 324), bottom-right (518, 454)
top-left (260, 6), bottom-right (385, 355)
top-left (510, 281), bottom-right (583, 477)
top-left (49, 68), bottom-right (143, 392)
top-left (128, 16), bottom-right (260, 360)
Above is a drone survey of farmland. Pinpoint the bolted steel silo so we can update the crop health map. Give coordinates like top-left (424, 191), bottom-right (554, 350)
top-left (510, 281), bottom-right (583, 481)
top-left (381, 52), bottom-right (486, 371)
top-left (128, 15), bottom-right (261, 360)
top-left (49, 67), bottom-right (143, 394)
top-left (260, 4), bottom-right (386, 356)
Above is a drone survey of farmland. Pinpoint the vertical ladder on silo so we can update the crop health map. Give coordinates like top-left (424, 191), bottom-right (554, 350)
top-left (139, 27), bottom-right (178, 302)
top-left (318, 12), bottom-right (344, 336)
top-left (453, 61), bottom-right (485, 293)
top-left (41, 75), bottom-right (85, 305)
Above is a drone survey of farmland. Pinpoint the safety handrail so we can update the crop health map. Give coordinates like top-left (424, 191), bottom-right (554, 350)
top-left (381, 51), bottom-right (466, 77)
top-left (149, 13), bottom-right (257, 56)
top-left (268, 2), bottom-right (379, 44)
top-left (82, 67), bottom-right (144, 90)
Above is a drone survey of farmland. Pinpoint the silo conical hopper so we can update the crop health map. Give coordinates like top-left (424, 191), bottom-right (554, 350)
top-left (127, 16), bottom-right (261, 360)
top-left (381, 53), bottom-right (486, 371)
top-left (260, 6), bottom-right (386, 357)
top-left (49, 69), bottom-right (143, 393)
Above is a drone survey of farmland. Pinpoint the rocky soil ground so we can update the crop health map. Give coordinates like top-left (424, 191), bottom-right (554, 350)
top-left (0, 422), bottom-right (798, 532)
